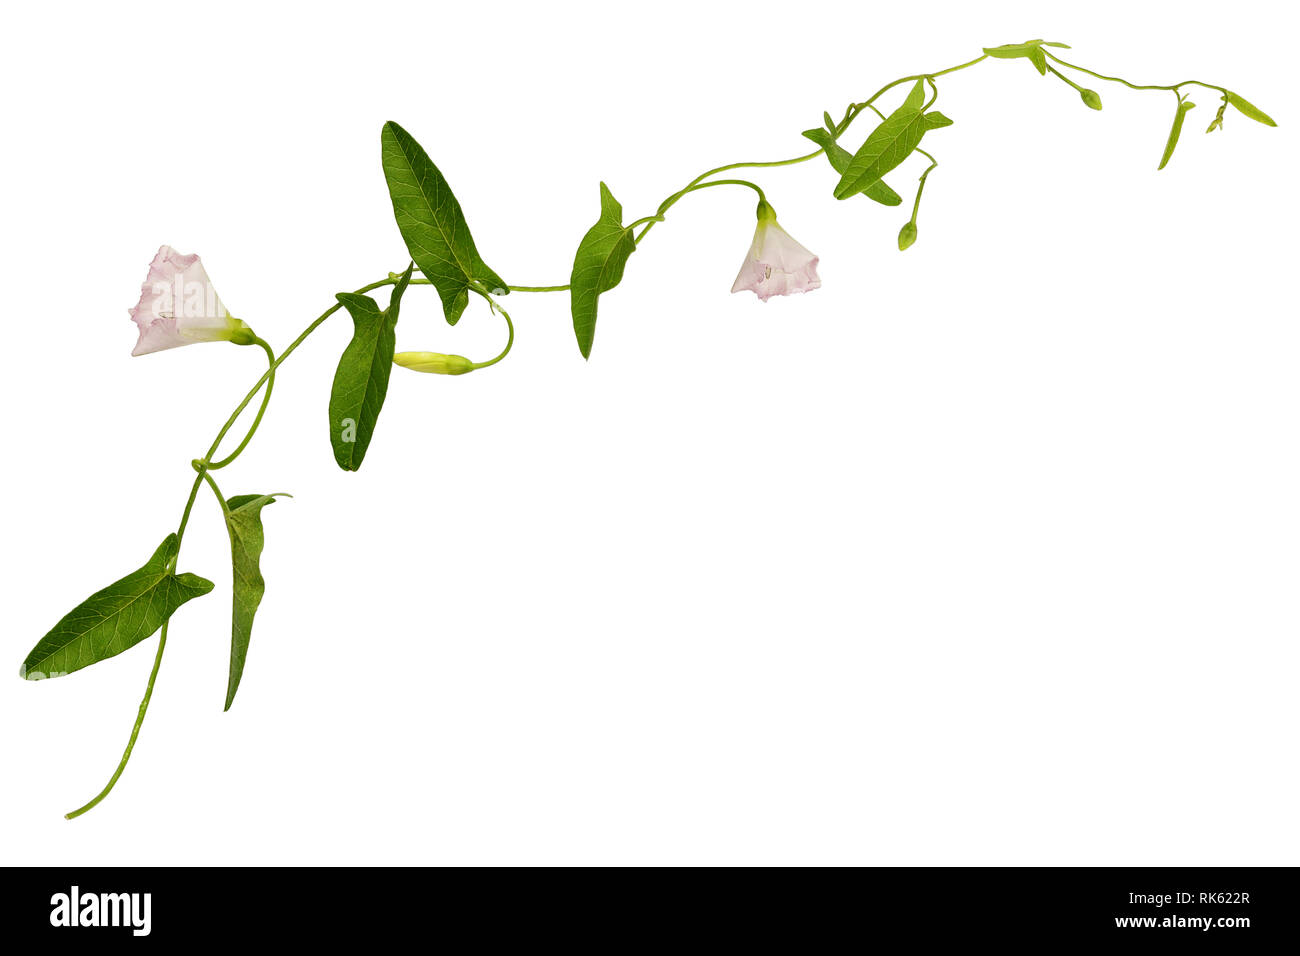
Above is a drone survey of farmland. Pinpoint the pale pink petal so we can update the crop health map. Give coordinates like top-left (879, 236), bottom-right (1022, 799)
top-left (128, 245), bottom-right (243, 356)
top-left (730, 219), bottom-right (821, 302)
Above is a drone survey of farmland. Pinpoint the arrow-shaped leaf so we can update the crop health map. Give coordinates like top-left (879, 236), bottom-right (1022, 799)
top-left (221, 493), bottom-right (286, 711)
top-left (381, 121), bottom-right (507, 325)
top-left (20, 535), bottom-right (213, 680)
top-left (1158, 97), bottom-right (1197, 170)
top-left (570, 182), bottom-right (637, 360)
top-left (982, 39), bottom-right (1070, 75)
top-left (328, 264), bottom-right (413, 471)
top-left (801, 127), bottom-right (902, 205)
top-left (834, 83), bottom-right (953, 200)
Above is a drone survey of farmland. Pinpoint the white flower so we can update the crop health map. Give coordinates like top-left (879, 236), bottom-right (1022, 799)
top-left (730, 203), bottom-right (821, 301)
top-left (128, 246), bottom-right (251, 356)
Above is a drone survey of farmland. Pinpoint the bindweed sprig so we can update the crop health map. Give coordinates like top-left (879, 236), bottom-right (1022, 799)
top-left (19, 40), bottom-right (1277, 817)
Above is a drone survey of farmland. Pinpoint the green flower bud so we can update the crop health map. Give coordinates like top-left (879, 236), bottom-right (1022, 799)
top-left (897, 221), bottom-right (918, 251)
top-left (1080, 89), bottom-right (1103, 111)
top-left (393, 351), bottom-right (475, 375)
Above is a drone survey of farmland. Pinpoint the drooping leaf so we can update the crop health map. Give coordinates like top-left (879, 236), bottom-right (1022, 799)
top-left (222, 493), bottom-right (286, 711)
top-left (982, 39), bottom-right (1069, 75)
top-left (570, 182), bottom-right (637, 360)
top-left (1225, 91), bottom-right (1277, 127)
top-left (802, 128), bottom-right (902, 205)
top-left (328, 264), bottom-right (413, 470)
top-left (834, 85), bottom-right (953, 200)
top-left (1158, 97), bottom-right (1197, 170)
top-left (381, 121), bottom-right (507, 325)
top-left (20, 535), bottom-right (213, 680)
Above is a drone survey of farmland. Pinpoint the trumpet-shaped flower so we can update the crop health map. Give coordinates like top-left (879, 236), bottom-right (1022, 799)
top-left (129, 246), bottom-right (252, 356)
top-left (730, 202), bottom-right (821, 302)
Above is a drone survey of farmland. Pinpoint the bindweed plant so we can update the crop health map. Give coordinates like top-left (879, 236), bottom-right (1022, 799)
top-left (19, 40), bottom-right (1276, 818)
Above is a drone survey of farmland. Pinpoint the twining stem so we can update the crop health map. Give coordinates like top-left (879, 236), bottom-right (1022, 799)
top-left (636, 179), bottom-right (768, 244)
top-left (469, 288), bottom-right (515, 370)
top-left (1045, 52), bottom-right (1227, 95)
top-left (67, 46), bottom-right (1252, 817)
top-left (208, 337), bottom-right (275, 470)
top-left (64, 278), bottom-right (408, 819)
top-left (63, 471), bottom-right (206, 819)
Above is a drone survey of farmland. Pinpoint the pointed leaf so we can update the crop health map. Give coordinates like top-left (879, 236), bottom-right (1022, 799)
top-left (328, 264), bottom-right (412, 470)
top-left (802, 128), bottom-right (902, 205)
top-left (570, 183), bottom-right (637, 360)
top-left (222, 493), bottom-right (286, 711)
top-left (982, 38), bottom-right (1067, 74)
top-left (381, 121), bottom-right (507, 325)
top-left (1158, 98), bottom-right (1197, 170)
top-left (1225, 91), bottom-right (1277, 127)
top-left (834, 99), bottom-right (953, 200)
top-left (902, 78), bottom-right (926, 110)
top-left (20, 535), bottom-right (214, 680)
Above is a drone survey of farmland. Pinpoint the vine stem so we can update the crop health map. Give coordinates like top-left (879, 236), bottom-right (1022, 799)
top-left (64, 46), bottom-right (1246, 817)
top-left (1045, 51), bottom-right (1227, 95)
top-left (208, 337), bottom-right (275, 470)
top-left (63, 277), bottom-right (403, 819)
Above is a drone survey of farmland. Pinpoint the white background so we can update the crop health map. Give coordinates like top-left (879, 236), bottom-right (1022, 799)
top-left (1, 0), bottom-right (1294, 866)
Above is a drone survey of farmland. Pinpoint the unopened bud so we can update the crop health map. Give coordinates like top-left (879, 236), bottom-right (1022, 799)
top-left (897, 221), bottom-right (918, 251)
top-left (393, 351), bottom-right (475, 375)
top-left (1080, 89), bottom-right (1103, 111)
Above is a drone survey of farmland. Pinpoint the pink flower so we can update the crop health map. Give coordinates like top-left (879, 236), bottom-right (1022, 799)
top-left (730, 203), bottom-right (821, 301)
top-left (129, 246), bottom-right (251, 356)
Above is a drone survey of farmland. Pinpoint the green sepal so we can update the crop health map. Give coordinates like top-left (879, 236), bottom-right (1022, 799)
top-left (898, 221), bottom-right (918, 251)
top-left (328, 264), bottom-right (413, 471)
top-left (19, 535), bottom-right (214, 680)
top-left (381, 121), bottom-right (507, 325)
top-left (569, 182), bottom-right (637, 360)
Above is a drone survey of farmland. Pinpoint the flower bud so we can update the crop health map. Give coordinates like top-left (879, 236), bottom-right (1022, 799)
top-left (393, 351), bottom-right (475, 375)
top-left (1080, 89), bottom-right (1103, 111)
top-left (897, 221), bottom-right (918, 251)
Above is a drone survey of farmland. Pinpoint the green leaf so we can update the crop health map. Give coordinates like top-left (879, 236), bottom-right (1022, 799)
top-left (381, 121), bottom-right (507, 325)
top-left (221, 493), bottom-right (286, 711)
top-left (570, 182), bottom-right (637, 360)
top-left (1225, 91), bottom-right (1277, 127)
top-left (1158, 97), bottom-right (1197, 170)
top-left (902, 78), bottom-right (926, 110)
top-left (328, 264), bottom-right (413, 471)
top-left (802, 127), bottom-right (902, 205)
top-left (19, 535), bottom-right (213, 680)
top-left (982, 39), bottom-right (1068, 75)
top-left (834, 87), bottom-right (953, 201)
